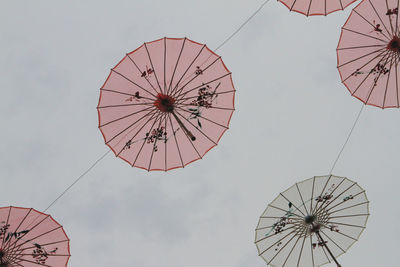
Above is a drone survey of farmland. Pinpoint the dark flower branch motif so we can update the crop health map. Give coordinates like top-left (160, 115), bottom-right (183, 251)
top-left (0, 224), bottom-right (10, 240)
top-left (32, 243), bottom-right (58, 265)
top-left (188, 82), bottom-right (220, 128)
top-left (140, 66), bottom-right (154, 79)
top-left (125, 91), bottom-right (142, 102)
top-left (146, 127), bottom-right (167, 152)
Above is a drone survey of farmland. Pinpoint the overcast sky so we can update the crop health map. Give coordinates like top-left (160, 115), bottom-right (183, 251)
top-left (1, 0), bottom-right (399, 266)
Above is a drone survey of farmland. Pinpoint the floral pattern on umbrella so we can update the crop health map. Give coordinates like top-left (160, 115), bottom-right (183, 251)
top-left (337, 0), bottom-right (400, 108)
top-left (0, 206), bottom-right (70, 267)
top-left (97, 37), bottom-right (235, 171)
top-left (255, 175), bottom-right (369, 267)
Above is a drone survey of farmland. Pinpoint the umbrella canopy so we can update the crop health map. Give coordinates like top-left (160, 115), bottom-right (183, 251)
top-left (0, 206), bottom-right (70, 267)
top-left (278, 0), bottom-right (357, 16)
top-left (337, 0), bottom-right (400, 108)
top-left (97, 37), bottom-right (235, 171)
top-left (255, 175), bottom-right (369, 267)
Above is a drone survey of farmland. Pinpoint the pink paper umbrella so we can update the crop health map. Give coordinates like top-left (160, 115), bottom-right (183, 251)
top-left (337, 0), bottom-right (400, 108)
top-left (0, 206), bottom-right (70, 267)
top-left (278, 0), bottom-right (357, 16)
top-left (97, 37), bottom-right (235, 171)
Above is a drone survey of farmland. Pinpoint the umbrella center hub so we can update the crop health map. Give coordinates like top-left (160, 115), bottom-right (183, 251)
top-left (154, 93), bottom-right (176, 112)
top-left (387, 36), bottom-right (400, 53)
top-left (304, 215), bottom-right (316, 224)
top-left (0, 249), bottom-right (8, 266)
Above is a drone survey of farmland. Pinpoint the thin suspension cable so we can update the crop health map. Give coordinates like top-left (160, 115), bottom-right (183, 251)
top-left (42, 150), bottom-right (112, 213)
top-left (214, 0), bottom-right (271, 52)
top-left (329, 103), bottom-right (365, 174)
top-left (35, 0), bottom-right (271, 217)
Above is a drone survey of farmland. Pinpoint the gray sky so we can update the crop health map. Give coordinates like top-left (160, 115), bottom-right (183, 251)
top-left (1, 0), bottom-right (399, 266)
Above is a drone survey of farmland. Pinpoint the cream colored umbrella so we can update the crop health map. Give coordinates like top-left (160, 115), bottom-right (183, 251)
top-left (255, 175), bottom-right (369, 267)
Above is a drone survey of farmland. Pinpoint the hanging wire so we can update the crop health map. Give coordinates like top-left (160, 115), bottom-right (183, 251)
top-left (214, 0), bottom-right (271, 52)
top-left (42, 150), bottom-right (112, 213)
top-left (36, 0), bottom-right (272, 215)
top-left (329, 103), bottom-right (365, 174)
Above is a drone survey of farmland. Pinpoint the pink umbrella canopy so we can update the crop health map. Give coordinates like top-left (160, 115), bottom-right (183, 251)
top-left (98, 37), bottom-right (235, 171)
top-left (278, 0), bottom-right (357, 16)
top-left (337, 0), bottom-right (400, 108)
top-left (0, 206), bottom-right (70, 267)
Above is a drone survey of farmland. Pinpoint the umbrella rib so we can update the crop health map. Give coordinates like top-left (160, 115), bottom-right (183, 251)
top-left (338, 0), bottom-right (344, 10)
top-left (396, 62), bottom-right (399, 107)
top-left (328, 201), bottom-right (369, 215)
top-left (279, 193), bottom-right (306, 217)
top-left (314, 177), bottom-right (347, 214)
top-left (258, 229), bottom-right (297, 256)
top-left (131, 111), bottom-right (162, 167)
top-left (106, 109), bottom-right (157, 146)
top-left (174, 109), bottom-right (218, 145)
top-left (315, 232), bottom-right (332, 264)
top-left (396, 0), bottom-right (400, 36)
top-left (256, 226), bottom-right (296, 244)
top-left (342, 27), bottom-right (388, 43)
top-left (290, 0), bottom-right (298, 11)
top-left (164, 37), bottom-right (167, 94)
top-left (1, 207), bottom-right (12, 248)
top-left (178, 103), bottom-right (234, 111)
top-left (173, 56), bottom-right (222, 98)
top-left (282, 231), bottom-right (304, 267)
top-left (385, 0), bottom-right (395, 36)
top-left (309, 235), bottom-right (318, 267)
top-left (8, 225), bottom-right (64, 252)
top-left (318, 182), bottom-right (357, 214)
top-left (353, 9), bottom-right (391, 41)
top-left (114, 111), bottom-right (160, 157)
top-left (268, 230), bottom-right (299, 265)
top-left (342, 49), bottom-right (388, 84)
top-left (329, 213), bottom-right (369, 219)
top-left (170, 44), bottom-right (206, 96)
top-left (100, 106), bottom-right (154, 128)
top-left (382, 56), bottom-right (394, 107)
top-left (14, 257), bottom-right (53, 267)
top-left (97, 102), bottom-right (154, 109)
top-left (320, 224), bottom-right (358, 241)
top-left (167, 113), bottom-right (185, 168)
top-left (126, 54), bottom-right (160, 96)
top-left (327, 221), bottom-right (366, 229)
top-left (175, 72), bottom-right (232, 101)
top-left (175, 106), bottom-right (228, 130)
top-left (167, 38), bottom-right (186, 95)
top-left (111, 69), bottom-right (157, 98)
top-left (147, 114), bottom-right (166, 171)
top-left (325, 190), bottom-right (365, 215)
top-left (320, 229), bottom-right (346, 253)
top-left (144, 43), bottom-right (163, 94)
top-left (306, 0), bottom-right (312, 17)
top-left (310, 177), bottom-right (315, 216)
top-left (164, 113), bottom-right (167, 171)
top-left (296, 234), bottom-right (307, 267)
top-left (338, 47), bottom-right (386, 70)
top-left (4, 214), bottom-right (51, 252)
top-left (368, 0), bottom-right (392, 39)
top-left (100, 88), bottom-right (154, 101)
top-left (337, 44), bottom-right (386, 50)
top-left (364, 53), bottom-right (392, 103)
top-left (311, 175), bottom-right (332, 215)
top-left (18, 239), bottom-right (70, 251)
top-left (268, 204), bottom-right (304, 219)
top-left (295, 183), bottom-right (309, 215)
top-left (178, 89), bottom-right (235, 103)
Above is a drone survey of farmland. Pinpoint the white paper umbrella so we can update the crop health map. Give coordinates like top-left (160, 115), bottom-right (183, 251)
top-left (255, 175), bottom-right (369, 267)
